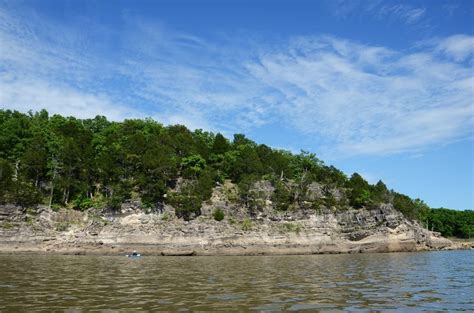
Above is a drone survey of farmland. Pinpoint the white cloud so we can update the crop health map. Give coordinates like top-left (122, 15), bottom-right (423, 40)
top-left (0, 78), bottom-right (139, 121)
top-left (246, 36), bottom-right (473, 155)
top-left (434, 35), bottom-right (474, 62)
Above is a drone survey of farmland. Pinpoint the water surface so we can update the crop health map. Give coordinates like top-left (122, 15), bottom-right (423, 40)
top-left (0, 251), bottom-right (473, 311)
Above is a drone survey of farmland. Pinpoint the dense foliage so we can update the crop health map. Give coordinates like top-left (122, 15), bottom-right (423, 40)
top-left (0, 109), bottom-right (471, 236)
top-left (425, 208), bottom-right (473, 239)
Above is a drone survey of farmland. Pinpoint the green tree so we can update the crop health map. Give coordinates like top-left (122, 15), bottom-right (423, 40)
top-left (272, 179), bottom-right (294, 211)
top-left (371, 180), bottom-right (390, 203)
top-left (0, 158), bottom-right (13, 202)
top-left (21, 133), bottom-right (48, 188)
top-left (181, 154), bottom-right (206, 178)
top-left (347, 173), bottom-right (371, 208)
top-left (212, 133), bottom-right (230, 155)
top-left (392, 192), bottom-right (417, 220)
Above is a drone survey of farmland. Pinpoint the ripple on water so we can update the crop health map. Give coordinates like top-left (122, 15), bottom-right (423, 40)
top-left (0, 251), bottom-right (473, 311)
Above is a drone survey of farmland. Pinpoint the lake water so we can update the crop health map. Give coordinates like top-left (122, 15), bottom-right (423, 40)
top-left (0, 251), bottom-right (473, 312)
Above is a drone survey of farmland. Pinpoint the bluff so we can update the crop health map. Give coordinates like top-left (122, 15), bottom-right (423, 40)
top-left (0, 110), bottom-right (468, 254)
top-left (0, 180), bottom-right (454, 255)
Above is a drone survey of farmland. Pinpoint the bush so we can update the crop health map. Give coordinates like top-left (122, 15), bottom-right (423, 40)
top-left (72, 195), bottom-right (94, 211)
top-left (282, 222), bottom-right (301, 233)
top-left (213, 208), bottom-right (225, 221)
top-left (168, 193), bottom-right (201, 221)
top-left (107, 195), bottom-right (125, 212)
top-left (8, 180), bottom-right (42, 209)
top-left (161, 212), bottom-right (172, 221)
top-left (55, 222), bottom-right (69, 232)
top-left (241, 218), bottom-right (253, 231)
top-left (272, 180), bottom-right (293, 211)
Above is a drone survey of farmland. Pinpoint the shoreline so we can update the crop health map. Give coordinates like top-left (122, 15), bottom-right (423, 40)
top-left (1, 204), bottom-right (470, 257)
top-left (1, 233), bottom-right (470, 257)
top-left (0, 244), bottom-right (470, 256)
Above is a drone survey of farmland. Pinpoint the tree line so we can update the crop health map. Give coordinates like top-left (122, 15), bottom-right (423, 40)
top-left (425, 208), bottom-right (473, 239)
top-left (0, 109), bottom-right (471, 237)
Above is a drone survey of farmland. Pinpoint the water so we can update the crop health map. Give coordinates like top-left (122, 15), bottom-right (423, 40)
top-left (0, 251), bottom-right (473, 312)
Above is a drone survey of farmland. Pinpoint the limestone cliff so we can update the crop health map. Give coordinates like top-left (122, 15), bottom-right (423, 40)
top-left (0, 180), bottom-right (457, 255)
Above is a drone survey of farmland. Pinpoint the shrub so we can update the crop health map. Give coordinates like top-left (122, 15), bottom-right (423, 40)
top-left (161, 212), bottom-right (171, 221)
top-left (168, 193), bottom-right (201, 221)
top-left (272, 180), bottom-right (293, 211)
top-left (1, 222), bottom-right (14, 229)
top-left (7, 179), bottom-right (41, 209)
top-left (72, 195), bottom-right (94, 211)
top-left (282, 222), bottom-right (301, 233)
top-left (213, 208), bottom-right (225, 221)
top-left (55, 222), bottom-right (69, 232)
top-left (241, 218), bottom-right (253, 231)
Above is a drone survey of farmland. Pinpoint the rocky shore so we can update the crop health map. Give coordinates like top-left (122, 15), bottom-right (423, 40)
top-left (0, 201), bottom-right (465, 256)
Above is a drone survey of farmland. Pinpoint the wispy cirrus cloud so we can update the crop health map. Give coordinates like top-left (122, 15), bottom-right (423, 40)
top-left (329, 0), bottom-right (427, 26)
top-left (0, 5), bottom-right (472, 157)
top-left (377, 5), bottom-right (426, 24)
top-left (247, 35), bottom-right (473, 156)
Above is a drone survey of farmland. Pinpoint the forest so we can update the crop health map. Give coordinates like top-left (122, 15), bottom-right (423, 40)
top-left (0, 109), bottom-right (472, 238)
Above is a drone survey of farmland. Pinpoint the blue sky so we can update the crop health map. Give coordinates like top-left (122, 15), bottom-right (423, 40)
top-left (0, 0), bottom-right (473, 210)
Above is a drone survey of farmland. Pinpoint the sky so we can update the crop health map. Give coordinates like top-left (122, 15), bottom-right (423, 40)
top-left (0, 0), bottom-right (473, 210)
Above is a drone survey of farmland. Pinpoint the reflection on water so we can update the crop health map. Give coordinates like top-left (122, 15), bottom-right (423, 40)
top-left (0, 251), bottom-right (473, 311)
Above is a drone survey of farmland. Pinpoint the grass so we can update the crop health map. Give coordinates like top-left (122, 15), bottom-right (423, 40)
top-left (25, 215), bottom-right (34, 225)
top-left (1, 222), bottom-right (15, 229)
top-left (241, 218), bottom-right (253, 231)
top-left (278, 222), bottom-right (302, 234)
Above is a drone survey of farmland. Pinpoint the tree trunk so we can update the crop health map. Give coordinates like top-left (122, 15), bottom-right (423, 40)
top-left (63, 188), bottom-right (69, 205)
top-left (13, 160), bottom-right (20, 181)
top-left (48, 168), bottom-right (56, 209)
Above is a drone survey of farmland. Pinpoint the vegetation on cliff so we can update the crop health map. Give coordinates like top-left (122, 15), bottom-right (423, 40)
top-left (0, 109), bottom-right (471, 238)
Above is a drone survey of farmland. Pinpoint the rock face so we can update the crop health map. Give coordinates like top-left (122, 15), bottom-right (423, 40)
top-left (0, 180), bottom-right (459, 255)
top-left (0, 200), bottom-right (456, 255)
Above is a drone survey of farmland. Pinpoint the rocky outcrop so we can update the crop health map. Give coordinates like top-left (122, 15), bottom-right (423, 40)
top-left (0, 180), bottom-right (462, 255)
top-left (0, 200), bottom-right (458, 255)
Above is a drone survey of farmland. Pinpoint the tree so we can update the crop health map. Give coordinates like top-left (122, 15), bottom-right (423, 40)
top-left (21, 134), bottom-right (48, 187)
top-left (2, 109), bottom-right (468, 229)
top-left (211, 133), bottom-right (230, 155)
top-left (371, 180), bottom-right (390, 203)
top-left (0, 158), bottom-right (13, 202)
top-left (392, 192), bottom-right (417, 220)
top-left (347, 173), bottom-right (371, 208)
top-left (272, 179), bottom-right (294, 211)
top-left (8, 178), bottom-right (41, 208)
top-left (238, 174), bottom-right (261, 210)
top-left (181, 154), bottom-right (206, 178)
top-left (233, 133), bottom-right (255, 147)
top-left (140, 143), bottom-right (177, 207)
top-left (426, 208), bottom-right (474, 238)
top-left (228, 145), bottom-right (263, 181)
top-left (166, 125), bottom-right (196, 157)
